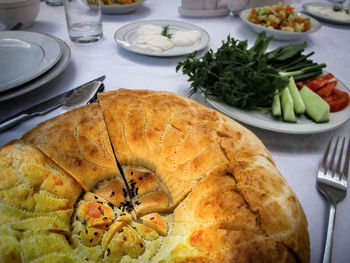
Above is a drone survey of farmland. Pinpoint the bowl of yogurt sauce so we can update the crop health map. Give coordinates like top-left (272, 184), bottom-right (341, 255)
top-left (114, 20), bottom-right (210, 57)
top-left (303, 2), bottom-right (350, 25)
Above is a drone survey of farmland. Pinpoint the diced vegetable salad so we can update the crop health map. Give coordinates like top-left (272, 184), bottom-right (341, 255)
top-left (248, 3), bottom-right (311, 32)
top-left (87, 0), bottom-right (139, 6)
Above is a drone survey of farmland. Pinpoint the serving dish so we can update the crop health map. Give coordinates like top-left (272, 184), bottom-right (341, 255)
top-left (203, 75), bottom-right (350, 134)
top-left (0, 0), bottom-right (40, 28)
top-left (303, 2), bottom-right (350, 25)
top-left (239, 8), bottom-right (321, 41)
top-left (0, 31), bottom-right (63, 93)
top-left (114, 19), bottom-right (210, 57)
top-left (0, 37), bottom-right (71, 102)
top-left (178, 6), bottom-right (229, 17)
top-left (84, 0), bottom-right (145, 14)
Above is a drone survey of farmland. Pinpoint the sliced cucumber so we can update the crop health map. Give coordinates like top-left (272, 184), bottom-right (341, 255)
top-left (272, 91), bottom-right (282, 117)
top-left (281, 87), bottom-right (296, 123)
top-left (300, 86), bottom-right (330, 123)
top-left (287, 76), bottom-right (305, 114)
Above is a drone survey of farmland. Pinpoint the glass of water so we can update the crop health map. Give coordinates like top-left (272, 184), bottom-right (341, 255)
top-left (63, 0), bottom-right (103, 43)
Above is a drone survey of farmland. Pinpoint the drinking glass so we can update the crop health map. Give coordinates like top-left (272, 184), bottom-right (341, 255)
top-left (63, 0), bottom-right (103, 43)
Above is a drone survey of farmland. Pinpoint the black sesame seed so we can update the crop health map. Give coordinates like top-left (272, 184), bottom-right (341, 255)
top-left (150, 216), bottom-right (154, 220)
top-left (123, 235), bottom-right (126, 241)
top-left (110, 191), bottom-right (115, 197)
top-left (135, 188), bottom-right (139, 195)
top-left (122, 188), bottom-right (127, 198)
top-left (103, 217), bottom-right (107, 220)
top-left (75, 216), bottom-right (78, 220)
top-left (100, 209), bottom-right (104, 215)
top-left (85, 257), bottom-right (88, 261)
top-left (94, 195), bottom-right (98, 199)
top-left (107, 202), bottom-right (114, 209)
top-left (120, 213), bottom-right (126, 216)
top-left (140, 243), bottom-right (144, 248)
top-left (94, 232), bottom-right (98, 236)
top-left (98, 206), bottom-right (101, 210)
top-left (97, 201), bottom-right (103, 204)
top-left (131, 171), bottom-right (134, 175)
top-left (139, 177), bottom-right (143, 180)
top-left (89, 239), bottom-right (93, 243)
top-left (85, 229), bottom-right (88, 234)
top-left (82, 219), bottom-right (87, 225)
top-left (135, 201), bottom-right (141, 205)
top-left (118, 228), bottom-right (123, 233)
top-left (107, 248), bottom-right (111, 256)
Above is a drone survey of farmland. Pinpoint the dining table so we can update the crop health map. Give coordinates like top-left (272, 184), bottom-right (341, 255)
top-left (0, 0), bottom-right (350, 262)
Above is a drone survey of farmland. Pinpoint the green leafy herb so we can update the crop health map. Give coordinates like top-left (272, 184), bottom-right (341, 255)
top-left (161, 25), bottom-right (172, 39)
top-left (333, 5), bottom-right (350, 15)
top-left (176, 31), bottom-right (326, 110)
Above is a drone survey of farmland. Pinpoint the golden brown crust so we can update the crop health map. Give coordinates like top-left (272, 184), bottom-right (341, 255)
top-left (22, 103), bottom-right (119, 191)
top-left (0, 89), bottom-right (310, 263)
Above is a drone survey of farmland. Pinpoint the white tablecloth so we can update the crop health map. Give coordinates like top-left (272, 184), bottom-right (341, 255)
top-left (1, 1), bottom-right (350, 262)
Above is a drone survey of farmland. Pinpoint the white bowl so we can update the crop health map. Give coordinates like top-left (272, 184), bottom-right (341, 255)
top-left (239, 8), bottom-right (321, 41)
top-left (0, 0), bottom-right (40, 29)
top-left (83, 0), bottom-right (145, 15)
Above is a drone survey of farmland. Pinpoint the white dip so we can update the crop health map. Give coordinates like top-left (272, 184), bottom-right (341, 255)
top-left (132, 24), bottom-right (202, 52)
top-left (171, 30), bottom-right (201, 47)
top-left (307, 6), bottom-right (350, 22)
top-left (132, 35), bottom-right (174, 52)
top-left (136, 24), bottom-right (163, 35)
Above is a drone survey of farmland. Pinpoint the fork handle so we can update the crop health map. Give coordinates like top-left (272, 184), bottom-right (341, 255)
top-left (322, 202), bottom-right (336, 263)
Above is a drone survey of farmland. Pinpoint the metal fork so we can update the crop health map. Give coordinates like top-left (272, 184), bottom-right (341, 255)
top-left (317, 137), bottom-right (350, 263)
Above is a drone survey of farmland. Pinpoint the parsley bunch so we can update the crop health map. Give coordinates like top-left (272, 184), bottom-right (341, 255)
top-left (176, 32), bottom-right (325, 110)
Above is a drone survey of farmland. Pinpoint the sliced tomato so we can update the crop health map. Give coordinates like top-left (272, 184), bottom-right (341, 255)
top-left (296, 73), bottom-right (334, 90)
top-left (323, 89), bottom-right (349, 112)
top-left (317, 80), bottom-right (337, 98)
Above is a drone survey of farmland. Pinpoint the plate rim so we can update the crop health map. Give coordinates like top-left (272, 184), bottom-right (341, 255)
top-left (0, 38), bottom-right (71, 102)
top-left (302, 2), bottom-right (350, 25)
top-left (203, 73), bottom-right (350, 134)
top-left (239, 8), bottom-right (321, 40)
top-left (114, 19), bottom-right (210, 57)
top-left (0, 31), bottom-right (63, 92)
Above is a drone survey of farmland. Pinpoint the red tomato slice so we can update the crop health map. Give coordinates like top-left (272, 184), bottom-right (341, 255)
top-left (307, 73), bottom-right (335, 91)
top-left (323, 89), bottom-right (349, 112)
top-left (296, 73), bottom-right (334, 91)
top-left (317, 80), bottom-right (337, 98)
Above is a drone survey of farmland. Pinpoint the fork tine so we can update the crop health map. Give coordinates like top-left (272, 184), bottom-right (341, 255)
top-left (341, 138), bottom-right (350, 184)
top-left (335, 137), bottom-right (345, 180)
top-left (321, 137), bottom-right (333, 172)
top-left (327, 137), bottom-right (340, 177)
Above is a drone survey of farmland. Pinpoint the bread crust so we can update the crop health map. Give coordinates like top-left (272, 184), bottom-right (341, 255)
top-left (0, 89), bottom-right (309, 263)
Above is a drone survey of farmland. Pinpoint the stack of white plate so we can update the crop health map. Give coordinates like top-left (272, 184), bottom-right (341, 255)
top-left (0, 31), bottom-right (71, 101)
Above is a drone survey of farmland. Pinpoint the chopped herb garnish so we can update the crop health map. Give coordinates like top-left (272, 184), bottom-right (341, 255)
top-left (161, 25), bottom-right (172, 39)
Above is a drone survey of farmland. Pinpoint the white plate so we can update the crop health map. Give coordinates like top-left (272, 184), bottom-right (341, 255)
top-left (303, 2), bottom-right (350, 25)
top-left (83, 0), bottom-right (144, 14)
top-left (239, 8), bottom-right (321, 41)
top-left (177, 6), bottom-right (229, 18)
top-left (0, 31), bottom-right (62, 92)
top-left (114, 20), bottom-right (210, 57)
top-left (0, 38), bottom-right (71, 102)
top-left (203, 76), bottom-right (350, 134)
